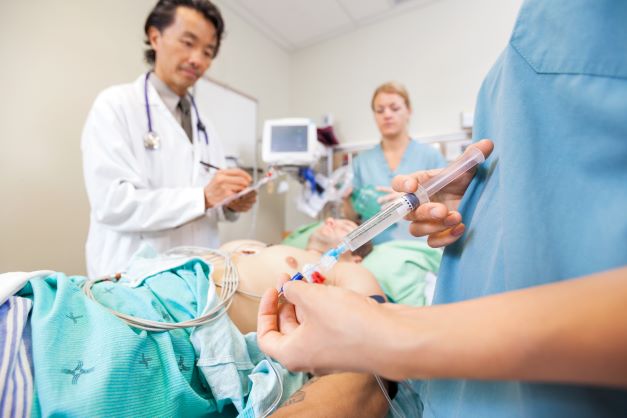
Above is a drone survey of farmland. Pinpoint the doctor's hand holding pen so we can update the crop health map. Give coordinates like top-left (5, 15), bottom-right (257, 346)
top-left (203, 166), bottom-right (256, 211)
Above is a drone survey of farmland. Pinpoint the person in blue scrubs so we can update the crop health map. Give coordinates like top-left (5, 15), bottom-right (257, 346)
top-left (347, 82), bottom-right (445, 244)
top-left (257, 1), bottom-right (627, 416)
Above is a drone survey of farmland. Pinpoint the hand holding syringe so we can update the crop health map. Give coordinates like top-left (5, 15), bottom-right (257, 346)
top-left (280, 142), bottom-right (491, 292)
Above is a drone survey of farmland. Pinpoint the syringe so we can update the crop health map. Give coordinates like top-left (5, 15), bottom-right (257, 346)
top-left (279, 146), bottom-right (485, 294)
top-left (340, 146), bottom-right (485, 253)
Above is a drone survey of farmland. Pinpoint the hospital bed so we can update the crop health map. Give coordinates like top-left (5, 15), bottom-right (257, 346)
top-left (0, 231), bottom-right (440, 417)
top-left (0, 122), bottom-right (457, 416)
top-left (0, 250), bottom-right (305, 418)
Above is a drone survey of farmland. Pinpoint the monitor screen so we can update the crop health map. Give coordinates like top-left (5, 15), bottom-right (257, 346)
top-left (271, 125), bottom-right (309, 152)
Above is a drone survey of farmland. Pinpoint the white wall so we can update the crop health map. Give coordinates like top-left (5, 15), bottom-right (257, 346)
top-left (208, 1), bottom-right (291, 246)
top-left (0, 0), bottom-right (153, 275)
top-left (0, 0), bottom-right (523, 274)
top-left (290, 0), bottom-right (523, 143)
top-left (283, 0), bottom-right (522, 230)
top-left (0, 0), bottom-right (290, 274)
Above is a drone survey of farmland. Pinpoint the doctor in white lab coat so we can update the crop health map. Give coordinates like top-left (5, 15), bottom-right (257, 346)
top-left (81, 0), bottom-right (255, 277)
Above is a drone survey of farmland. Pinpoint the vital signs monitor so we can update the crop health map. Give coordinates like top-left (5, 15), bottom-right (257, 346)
top-left (262, 118), bottom-right (320, 165)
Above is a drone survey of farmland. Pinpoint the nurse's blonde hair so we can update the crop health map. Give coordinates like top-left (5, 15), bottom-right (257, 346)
top-left (371, 81), bottom-right (411, 111)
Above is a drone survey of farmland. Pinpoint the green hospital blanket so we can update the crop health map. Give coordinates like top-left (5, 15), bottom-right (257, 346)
top-left (361, 240), bottom-right (442, 306)
top-left (281, 222), bottom-right (322, 249)
top-left (18, 259), bottom-right (305, 417)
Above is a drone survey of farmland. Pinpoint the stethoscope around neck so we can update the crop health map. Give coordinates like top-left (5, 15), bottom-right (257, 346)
top-left (143, 71), bottom-right (209, 150)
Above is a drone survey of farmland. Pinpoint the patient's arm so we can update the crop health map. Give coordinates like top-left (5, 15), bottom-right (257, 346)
top-left (325, 261), bottom-right (383, 297)
top-left (271, 373), bottom-right (388, 417)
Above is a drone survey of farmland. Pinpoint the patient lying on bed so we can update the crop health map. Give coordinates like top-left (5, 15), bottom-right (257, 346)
top-left (10, 219), bottom-right (390, 417)
top-left (218, 218), bottom-right (376, 334)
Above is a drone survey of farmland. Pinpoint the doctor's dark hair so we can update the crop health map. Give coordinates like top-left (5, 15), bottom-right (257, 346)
top-left (143, 0), bottom-right (225, 65)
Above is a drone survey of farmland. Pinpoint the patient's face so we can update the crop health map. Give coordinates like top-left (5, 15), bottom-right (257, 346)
top-left (307, 218), bottom-right (358, 253)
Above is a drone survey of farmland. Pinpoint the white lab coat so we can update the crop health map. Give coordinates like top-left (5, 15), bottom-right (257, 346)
top-left (81, 74), bottom-right (233, 278)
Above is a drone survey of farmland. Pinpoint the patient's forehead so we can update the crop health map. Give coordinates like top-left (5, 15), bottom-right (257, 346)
top-left (335, 219), bottom-right (357, 230)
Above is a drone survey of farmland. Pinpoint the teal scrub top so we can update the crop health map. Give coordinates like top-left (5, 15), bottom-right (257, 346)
top-left (352, 139), bottom-right (445, 244)
top-left (412, 1), bottom-right (627, 417)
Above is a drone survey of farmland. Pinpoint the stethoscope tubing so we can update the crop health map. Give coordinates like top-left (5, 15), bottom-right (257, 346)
top-left (143, 71), bottom-right (209, 146)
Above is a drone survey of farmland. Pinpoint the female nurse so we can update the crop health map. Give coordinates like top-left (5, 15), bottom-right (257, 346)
top-left (346, 82), bottom-right (445, 244)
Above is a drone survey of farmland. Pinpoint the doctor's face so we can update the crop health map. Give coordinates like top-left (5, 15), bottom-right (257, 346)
top-left (373, 92), bottom-right (411, 139)
top-left (149, 6), bottom-right (217, 96)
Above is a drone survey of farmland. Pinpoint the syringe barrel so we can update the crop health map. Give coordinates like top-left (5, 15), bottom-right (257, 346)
top-left (343, 193), bottom-right (419, 251)
top-left (342, 146), bottom-right (485, 252)
top-left (421, 146), bottom-right (484, 197)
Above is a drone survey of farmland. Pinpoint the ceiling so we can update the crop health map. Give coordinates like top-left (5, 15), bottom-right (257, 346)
top-left (221, 0), bottom-right (440, 52)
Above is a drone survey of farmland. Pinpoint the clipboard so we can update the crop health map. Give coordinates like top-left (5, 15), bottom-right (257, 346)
top-left (218, 169), bottom-right (280, 207)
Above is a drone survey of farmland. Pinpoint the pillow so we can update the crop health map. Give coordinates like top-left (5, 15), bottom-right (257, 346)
top-left (362, 240), bottom-right (442, 306)
top-left (281, 221), bottom-right (322, 249)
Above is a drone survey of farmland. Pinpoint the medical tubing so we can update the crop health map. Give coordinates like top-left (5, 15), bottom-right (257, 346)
top-left (85, 247), bottom-right (285, 416)
top-left (259, 355), bottom-right (285, 418)
top-left (83, 248), bottom-right (240, 332)
top-left (375, 375), bottom-right (405, 418)
top-left (166, 247), bottom-right (283, 418)
top-left (188, 94), bottom-right (209, 145)
top-left (144, 72), bottom-right (154, 132)
top-left (248, 148), bottom-right (260, 238)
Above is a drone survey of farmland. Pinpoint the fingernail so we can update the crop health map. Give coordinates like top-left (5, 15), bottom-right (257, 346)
top-left (451, 225), bottom-right (465, 237)
top-left (430, 207), bottom-right (443, 219)
top-left (443, 215), bottom-right (458, 227)
top-left (403, 179), bottom-right (413, 191)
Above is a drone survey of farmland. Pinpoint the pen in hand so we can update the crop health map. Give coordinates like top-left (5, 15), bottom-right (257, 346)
top-left (200, 161), bottom-right (222, 171)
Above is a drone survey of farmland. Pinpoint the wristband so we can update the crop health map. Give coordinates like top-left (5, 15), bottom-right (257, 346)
top-left (369, 294), bottom-right (386, 304)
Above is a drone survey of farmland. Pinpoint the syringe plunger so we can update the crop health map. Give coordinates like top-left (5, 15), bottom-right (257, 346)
top-left (419, 147), bottom-right (484, 197)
